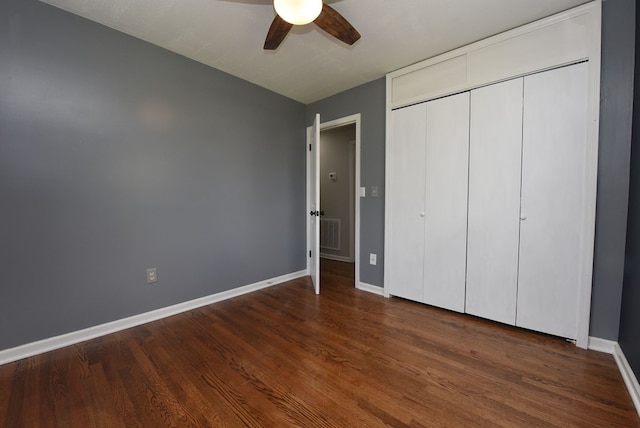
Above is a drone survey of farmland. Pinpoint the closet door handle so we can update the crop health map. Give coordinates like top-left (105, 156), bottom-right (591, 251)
top-left (420, 212), bottom-right (426, 217)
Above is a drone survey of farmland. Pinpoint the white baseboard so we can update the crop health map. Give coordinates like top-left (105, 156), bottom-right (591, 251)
top-left (613, 343), bottom-right (640, 418)
top-left (589, 337), bottom-right (640, 418)
top-left (320, 253), bottom-right (354, 263)
top-left (588, 336), bottom-right (617, 354)
top-left (357, 282), bottom-right (384, 296)
top-left (0, 270), bottom-right (308, 366)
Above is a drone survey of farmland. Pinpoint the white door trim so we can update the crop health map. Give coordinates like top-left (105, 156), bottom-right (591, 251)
top-left (349, 140), bottom-right (356, 262)
top-left (307, 114), bottom-right (361, 289)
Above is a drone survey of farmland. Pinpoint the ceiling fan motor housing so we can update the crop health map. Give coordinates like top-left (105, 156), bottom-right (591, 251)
top-left (273, 0), bottom-right (323, 25)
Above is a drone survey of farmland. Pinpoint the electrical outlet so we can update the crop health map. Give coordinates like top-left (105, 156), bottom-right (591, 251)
top-left (146, 268), bottom-right (157, 284)
top-left (369, 253), bottom-right (377, 265)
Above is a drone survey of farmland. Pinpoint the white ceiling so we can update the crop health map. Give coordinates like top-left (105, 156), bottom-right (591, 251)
top-left (40, 0), bottom-right (590, 104)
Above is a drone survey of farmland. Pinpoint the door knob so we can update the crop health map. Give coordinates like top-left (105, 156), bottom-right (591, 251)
top-left (310, 211), bottom-right (316, 216)
top-left (520, 214), bottom-right (527, 220)
top-left (420, 212), bottom-right (426, 217)
top-left (319, 211), bottom-right (325, 216)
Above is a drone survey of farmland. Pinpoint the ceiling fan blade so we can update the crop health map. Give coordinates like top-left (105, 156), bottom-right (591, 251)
top-left (264, 14), bottom-right (293, 50)
top-left (314, 4), bottom-right (361, 45)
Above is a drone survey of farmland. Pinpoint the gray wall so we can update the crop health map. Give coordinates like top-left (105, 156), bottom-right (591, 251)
top-left (619, 0), bottom-right (640, 376)
top-left (307, 78), bottom-right (386, 286)
top-left (589, 0), bottom-right (636, 340)
top-left (0, 0), bottom-right (306, 350)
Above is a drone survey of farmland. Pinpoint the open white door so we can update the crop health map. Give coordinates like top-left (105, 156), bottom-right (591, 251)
top-left (309, 113), bottom-right (321, 294)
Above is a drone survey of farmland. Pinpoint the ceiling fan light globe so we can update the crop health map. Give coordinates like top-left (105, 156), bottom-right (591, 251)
top-left (274, 0), bottom-right (323, 25)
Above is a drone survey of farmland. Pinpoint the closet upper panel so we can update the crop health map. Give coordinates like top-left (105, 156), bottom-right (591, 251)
top-left (387, 3), bottom-right (597, 109)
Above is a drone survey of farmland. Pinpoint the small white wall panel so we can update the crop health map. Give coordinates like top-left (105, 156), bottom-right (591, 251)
top-left (391, 55), bottom-right (468, 109)
top-left (388, 104), bottom-right (427, 302)
top-left (466, 78), bottom-right (524, 325)
top-left (467, 15), bottom-right (589, 89)
top-left (388, 6), bottom-right (593, 109)
top-left (517, 63), bottom-right (588, 339)
top-left (423, 93), bottom-right (470, 313)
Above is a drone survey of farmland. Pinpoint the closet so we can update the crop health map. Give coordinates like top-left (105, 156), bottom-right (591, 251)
top-left (387, 62), bottom-right (589, 340)
top-left (385, 2), bottom-right (600, 346)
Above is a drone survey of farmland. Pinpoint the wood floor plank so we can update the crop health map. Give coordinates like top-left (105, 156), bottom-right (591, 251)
top-left (0, 259), bottom-right (638, 427)
top-left (2, 360), bottom-right (26, 427)
top-left (91, 337), bottom-right (146, 427)
top-left (152, 318), bottom-right (289, 427)
top-left (131, 324), bottom-right (241, 427)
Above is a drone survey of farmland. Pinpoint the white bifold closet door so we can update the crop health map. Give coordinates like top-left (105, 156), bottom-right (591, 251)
top-left (388, 103), bottom-right (427, 302)
top-left (388, 93), bottom-right (469, 312)
top-left (516, 63), bottom-right (588, 339)
top-left (424, 93), bottom-right (469, 312)
top-left (466, 78), bottom-right (524, 325)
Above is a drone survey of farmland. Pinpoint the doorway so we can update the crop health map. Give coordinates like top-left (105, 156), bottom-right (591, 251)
top-left (319, 124), bottom-right (356, 286)
top-left (307, 114), bottom-right (361, 291)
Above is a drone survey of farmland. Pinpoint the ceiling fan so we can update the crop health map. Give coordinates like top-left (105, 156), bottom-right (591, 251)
top-left (264, 0), bottom-right (361, 50)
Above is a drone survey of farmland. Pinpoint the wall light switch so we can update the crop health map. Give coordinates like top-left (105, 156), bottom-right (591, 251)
top-left (147, 268), bottom-right (157, 284)
top-left (370, 253), bottom-right (377, 265)
top-left (371, 186), bottom-right (379, 198)
top-left (360, 187), bottom-right (366, 197)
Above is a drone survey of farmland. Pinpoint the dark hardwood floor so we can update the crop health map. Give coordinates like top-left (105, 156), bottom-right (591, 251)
top-left (1, 259), bottom-right (638, 427)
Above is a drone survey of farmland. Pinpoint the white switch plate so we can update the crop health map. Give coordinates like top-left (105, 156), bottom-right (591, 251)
top-left (360, 187), bottom-right (366, 197)
top-left (371, 186), bottom-right (379, 198)
top-left (369, 253), bottom-right (377, 265)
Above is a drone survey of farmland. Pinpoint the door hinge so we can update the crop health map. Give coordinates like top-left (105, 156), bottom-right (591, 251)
top-left (309, 250), bottom-right (312, 257)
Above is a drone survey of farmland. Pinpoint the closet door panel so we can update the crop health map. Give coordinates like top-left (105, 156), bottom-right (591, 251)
top-left (424, 92), bottom-right (470, 313)
top-left (517, 63), bottom-right (588, 339)
top-left (466, 78), bottom-right (523, 325)
top-left (388, 104), bottom-right (427, 302)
